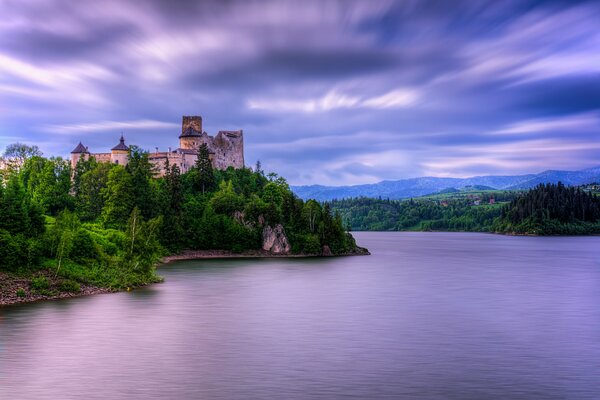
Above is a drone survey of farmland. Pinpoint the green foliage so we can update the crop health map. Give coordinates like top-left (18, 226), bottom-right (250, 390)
top-left (70, 229), bottom-right (101, 264)
top-left (122, 207), bottom-right (163, 277)
top-left (59, 279), bottom-right (81, 293)
top-left (0, 230), bottom-right (29, 271)
top-left (30, 276), bottom-right (50, 291)
top-left (495, 182), bottom-right (600, 234)
top-left (102, 166), bottom-right (134, 228)
top-left (329, 196), bottom-right (509, 232)
top-left (210, 181), bottom-right (244, 215)
top-left (74, 158), bottom-right (111, 221)
top-left (16, 288), bottom-right (26, 297)
top-left (194, 143), bottom-right (216, 194)
top-left (126, 147), bottom-right (157, 218)
top-left (0, 140), bottom-right (362, 292)
top-left (21, 156), bottom-right (73, 215)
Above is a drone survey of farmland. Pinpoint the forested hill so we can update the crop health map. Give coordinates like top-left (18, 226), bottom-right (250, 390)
top-left (0, 143), bottom-right (361, 297)
top-left (494, 183), bottom-right (600, 234)
top-left (293, 167), bottom-right (600, 201)
top-left (329, 184), bottom-right (600, 234)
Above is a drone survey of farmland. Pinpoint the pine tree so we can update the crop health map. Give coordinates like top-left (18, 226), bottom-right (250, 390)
top-left (194, 143), bottom-right (215, 194)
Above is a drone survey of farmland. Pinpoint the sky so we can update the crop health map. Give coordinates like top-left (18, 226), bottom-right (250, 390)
top-left (0, 0), bottom-right (599, 186)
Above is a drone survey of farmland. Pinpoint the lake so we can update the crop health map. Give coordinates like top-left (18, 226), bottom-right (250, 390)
top-left (1, 232), bottom-right (600, 399)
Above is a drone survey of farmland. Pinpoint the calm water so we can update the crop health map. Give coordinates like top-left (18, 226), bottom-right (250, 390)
top-left (1, 232), bottom-right (600, 399)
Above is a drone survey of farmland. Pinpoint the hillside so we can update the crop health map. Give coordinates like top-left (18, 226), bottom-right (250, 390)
top-left (292, 166), bottom-right (600, 201)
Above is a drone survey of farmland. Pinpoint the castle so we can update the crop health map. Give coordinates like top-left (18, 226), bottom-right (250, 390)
top-left (70, 116), bottom-right (244, 176)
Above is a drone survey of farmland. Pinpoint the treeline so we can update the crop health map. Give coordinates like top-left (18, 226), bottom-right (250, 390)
top-left (494, 182), bottom-right (600, 234)
top-left (329, 183), bottom-right (600, 235)
top-left (0, 143), bottom-right (356, 291)
top-left (328, 197), bottom-right (504, 232)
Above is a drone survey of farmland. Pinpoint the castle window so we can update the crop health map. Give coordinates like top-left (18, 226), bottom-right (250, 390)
top-left (115, 160), bottom-right (119, 165)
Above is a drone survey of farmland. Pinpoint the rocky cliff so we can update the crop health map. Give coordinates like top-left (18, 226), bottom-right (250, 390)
top-left (262, 224), bottom-right (291, 254)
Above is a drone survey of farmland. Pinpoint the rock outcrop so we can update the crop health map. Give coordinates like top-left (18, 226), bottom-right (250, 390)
top-left (262, 224), bottom-right (291, 254)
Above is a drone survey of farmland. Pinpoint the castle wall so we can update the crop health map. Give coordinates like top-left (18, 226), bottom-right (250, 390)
top-left (72, 115), bottom-right (244, 176)
top-left (94, 153), bottom-right (111, 163)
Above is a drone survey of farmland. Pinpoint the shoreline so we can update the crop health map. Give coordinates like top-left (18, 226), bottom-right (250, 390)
top-left (1, 248), bottom-right (370, 307)
top-left (161, 248), bottom-right (370, 264)
top-left (0, 271), bottom-right (116, 307)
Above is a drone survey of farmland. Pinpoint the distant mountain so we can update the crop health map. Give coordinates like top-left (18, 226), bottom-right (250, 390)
top-left (291, 166), bottom-right (600, 201)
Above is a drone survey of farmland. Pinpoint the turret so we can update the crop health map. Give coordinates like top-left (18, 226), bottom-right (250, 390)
top-left (110, 134), bottom-right (129, 166)
top-left (70, 142), bottom-right (89, 169)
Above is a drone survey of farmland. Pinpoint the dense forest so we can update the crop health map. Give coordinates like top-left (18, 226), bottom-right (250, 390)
top-left (0, 143), bottom-right (359, 296)
top-left (493, 183), bottom-right (600, 234)
top-left (330, 184), bottom-right (600, 234)
top-left (329, 194), bottom-right (510, 232)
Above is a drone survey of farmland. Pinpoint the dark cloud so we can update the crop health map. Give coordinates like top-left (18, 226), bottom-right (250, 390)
top-left (0, 0), bottom-right (598, 184)
top-left (511, 75), bottom-right (600, 116)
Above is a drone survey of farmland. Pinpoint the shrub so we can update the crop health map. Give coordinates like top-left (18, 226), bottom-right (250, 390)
top-left (16, 288), bottom-right (26, 297)
top-left (59, 280), bottom-right (81, 293)
top-left (0, 230), bottom-right (28, 271)
top-left (70, 229), bottom-right (100, 263)
top-left (30, 276), bottom-right (50, 291)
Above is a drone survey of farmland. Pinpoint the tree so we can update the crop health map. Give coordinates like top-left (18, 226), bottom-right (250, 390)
top-left (76, 162), bottom-right (112, 221)
top-left (194, 143), bottom-right (215, 194)
top-left (102, 166), bottom-right (134, 228)
top-left (2, 142), bottom-right (42, 174)
top-left (50, 209), bottom-right (80, 277)
top-left (22, 157), bottom-right (73, 215)
top-left (302, 200), bottom-right (321, 233)
top-left (123, 207), bottom-right (163, 277)
top-left (160, 163), bottom-right (185, 251)
top-left (126, 146), bottom-right (156, 218)
top-left (210, 180), bottom-right (244, 215)
top-left (254, 160), bottom-right (263, 176)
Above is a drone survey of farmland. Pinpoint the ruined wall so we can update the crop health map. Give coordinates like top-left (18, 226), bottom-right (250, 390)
top-left (182, 116), bottom-right (202, 135)
top-left (212, 130), bottom-right (244, 169)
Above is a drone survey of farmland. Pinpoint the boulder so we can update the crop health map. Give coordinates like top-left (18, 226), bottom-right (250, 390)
top-left (262, 224), bottom-right (291, 254)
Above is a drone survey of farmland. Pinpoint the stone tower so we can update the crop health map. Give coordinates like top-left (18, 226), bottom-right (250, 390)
top-left (182, 116), bottom-right (202, 133)
top-left (179, 116), bottom-right (205, 150)
top-left (110, 135), bottom-right (129, 166)
top-left (70, 142), bottom-right (89, 169)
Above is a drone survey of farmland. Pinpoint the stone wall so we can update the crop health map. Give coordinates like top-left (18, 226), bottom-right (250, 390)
top-left (182, 116), bottom-right (202, 134)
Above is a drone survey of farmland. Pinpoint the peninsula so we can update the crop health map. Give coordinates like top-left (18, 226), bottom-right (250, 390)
top-left (0, 116), bottom-right (367, 306)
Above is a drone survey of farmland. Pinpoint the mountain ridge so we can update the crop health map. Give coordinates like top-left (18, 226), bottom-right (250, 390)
top-left (291, 166), bottom-right (600, 201)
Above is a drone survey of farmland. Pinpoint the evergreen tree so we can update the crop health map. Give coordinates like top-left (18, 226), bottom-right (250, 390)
top-left (126, 146), bottom-right (156, 218)
top-left (160, 163), bottom-right (185, 251)
top-left (194, 143), bottom-right (215, 194)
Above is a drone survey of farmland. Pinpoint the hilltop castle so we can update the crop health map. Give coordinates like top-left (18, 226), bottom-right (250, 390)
top-left (70, 116), bottom-right (244, 176)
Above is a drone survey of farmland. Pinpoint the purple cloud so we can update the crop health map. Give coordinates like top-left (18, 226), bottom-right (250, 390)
top-left (0, 0), bottom-right (598, 185)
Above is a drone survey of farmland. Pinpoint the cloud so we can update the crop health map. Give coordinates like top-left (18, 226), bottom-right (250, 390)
top-left (491, 113), bottom-right (600, 135)
top-left (0, 0), bottom-right (599, 185)
top-left (41, 120), bottom-right (179, 134)
top-left (248, 88), bottom-right (419, 113)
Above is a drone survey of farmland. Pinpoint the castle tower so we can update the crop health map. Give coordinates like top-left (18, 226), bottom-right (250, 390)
top-left (182, 116), bottom-right (202, 133)
top-left (110, 134), bottom-right (129, 166)
top-left (70, 142), bottom-right (89, 169)
top-left (179, 115), bottom-right (204, 150)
